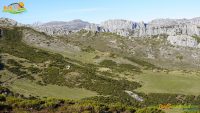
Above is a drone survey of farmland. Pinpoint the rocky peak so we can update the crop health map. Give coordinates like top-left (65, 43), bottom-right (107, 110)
top-left (32, 19), bottom-right (90, 36)
top-left (0, 18), bottom-right (22, 27)
top-left (101, 19), bottom-right (137, 31)
top-left (190, 17), bottom-right (200, 26)
top-left (41, 21), bottom-right (67, 27)
top-left (70, 19), bottom-right (86, 23)
top-left (149, 19), bottom-right (179, 27)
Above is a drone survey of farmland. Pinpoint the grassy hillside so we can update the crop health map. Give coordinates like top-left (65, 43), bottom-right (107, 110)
top-left (0, 27), bottom-right (141, 104)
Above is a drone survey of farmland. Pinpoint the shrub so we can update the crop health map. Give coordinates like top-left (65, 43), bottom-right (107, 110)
top-left (7, 59), bottom-right (23, 67)
top-left (82, 46), bottom-right (95, 52)
top-left (117, 64), bottom-right (141, 73)
top-left (0, 102), bottom-right (12, 111)
top-left (176, 55), bottom-right (183, 61)
top-left (41, 67), bottom-right (66, 86)
top-left (27, 67), bottom-right (41, 74)
top-left (7, 67), bottom-right (27, 76)
top-left (125, 57), bottom-right (157, 69)
top-left (0, 94), bottom-right (6, 101)
top-left (99, 60), bottom-right (117, 68)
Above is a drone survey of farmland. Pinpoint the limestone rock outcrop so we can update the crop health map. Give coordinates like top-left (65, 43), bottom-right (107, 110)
top-left (167, 35), bottom-right (198, 48)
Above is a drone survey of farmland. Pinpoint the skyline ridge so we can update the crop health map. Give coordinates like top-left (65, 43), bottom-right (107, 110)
top-left (1, 16), bottom-right (200, 25)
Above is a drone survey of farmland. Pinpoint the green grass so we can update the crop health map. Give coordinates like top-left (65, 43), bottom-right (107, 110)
top-left (0, 70), bottom-right (15, 82)
top-left (125, 57), bottom-right (157, 69)
top-left (99, 59), bottom-right (117, 67)
top-left (8, 79), bottom-right (97, 100)
top-left (134, 70), bottom-right (200, 95)
top-left (163, 108), bottom-right (184, 113)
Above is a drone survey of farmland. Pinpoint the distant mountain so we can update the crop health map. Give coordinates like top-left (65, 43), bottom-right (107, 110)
top-left (33, 19), bottom-right (90, 36)
top-left (30, 17), bottom-right (200, 38)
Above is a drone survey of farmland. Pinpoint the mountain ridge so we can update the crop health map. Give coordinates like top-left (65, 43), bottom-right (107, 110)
top-left (30, 17), bottom-right (200, 38)
top-left (1, 17), bottom-right (200, 48)
top-left (1, 17), bottom-right (200, 37)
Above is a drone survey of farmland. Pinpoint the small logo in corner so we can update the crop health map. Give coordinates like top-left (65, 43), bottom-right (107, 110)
top-left (3, 2), bottom-right (27, 14)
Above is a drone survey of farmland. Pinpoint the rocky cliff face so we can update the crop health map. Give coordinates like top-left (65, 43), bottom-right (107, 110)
top-left (86, 18), bottom-right (200, 37)
top-left (146, 19), bottom-right (200, 37)
top-left (84, 18), bottom-right (200, 48)
top-left (31, 17), bottom-right (200, 38)
top-left (99, 19), bottom-right (146, 37)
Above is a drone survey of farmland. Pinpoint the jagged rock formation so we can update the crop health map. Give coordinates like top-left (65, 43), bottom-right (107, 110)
top-left (87, 18), bottom-right (200, 37)
top-left (31, 17), bottom-right (200, 38)
top-left (190, 17), bottom-right (200, 25)
top-left (84, 24), bottom-right (104, 32)
top-left (99, 20), bottom-right (146, 37)
top-left (33, 19), bottom-right (90, 36)
top-left (2, 17), bottom-right (200, 38)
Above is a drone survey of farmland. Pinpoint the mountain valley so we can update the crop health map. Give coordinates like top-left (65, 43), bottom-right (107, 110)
top-left (0, 17), bottom-right (200, 113)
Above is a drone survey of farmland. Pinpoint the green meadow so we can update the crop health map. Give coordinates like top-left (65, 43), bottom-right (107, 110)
top-left (8, 79), bottom-right (98, 100)
top-left (134, 70), bottom-right (200, 95)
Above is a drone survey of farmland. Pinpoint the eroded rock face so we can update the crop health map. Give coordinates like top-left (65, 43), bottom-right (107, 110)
top-left (84, 24), bottom-right (103, 32)
top-left (190, 17), bottom-right (200, 26)
top-left (167, 35), bottom-right (198, 48)
top-left (31, 17), bottom-right (200, 38)
top-left (99, 20), bottom-right (145, 37)
top-left (1, 17), bottom-right (200, 38)
top-left (147, 19), bottom-right (200, 36)
top-left (101, 19), bottom-right (136, 33)
top-left (86, 18), bottom-right (200, 37)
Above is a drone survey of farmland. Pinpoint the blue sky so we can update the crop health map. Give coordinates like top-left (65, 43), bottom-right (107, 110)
top-left (0, 0), bottom-right (200, 24)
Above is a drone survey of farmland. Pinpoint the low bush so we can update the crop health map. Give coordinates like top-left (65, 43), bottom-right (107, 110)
top-left (99, 60), bottom-right (117, 68)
